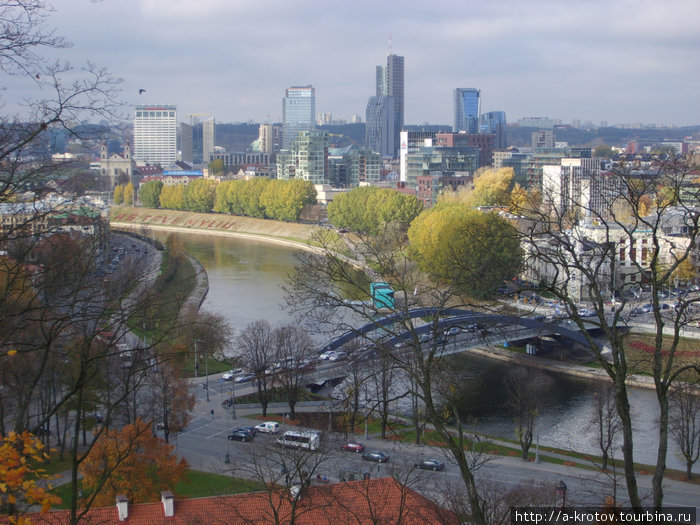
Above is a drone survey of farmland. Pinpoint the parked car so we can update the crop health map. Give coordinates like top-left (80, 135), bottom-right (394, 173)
top-left (222, 368), bottom-right (244, 381)
top-left (255, 421), bottom-right (280, 434)
top-left (361, 451), bottom-right (389, 463)
top-left (329, 351), bottom-right (348, 362)
top-left (234, 373), bottom-right (255, 383)
top-left (630, 306), bottom-right (645, 316)
top-left (444, 326), bottom-right (461, 337)
top-left (413, 459), bottom-right (445, 471)
top-left (231, 427), bottom-right (258, 436)
top-left (235, 425), bottom-right (257, 436)
top-left (341, 441), bottom-right (365, 453)
top-left (318, 350), bottom-right (336, 360)
top-left (227, 430), bottom-right (253, 442)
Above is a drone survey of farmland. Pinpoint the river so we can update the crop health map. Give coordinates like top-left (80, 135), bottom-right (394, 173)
top-left (151, 229), bottom-right (693, 474)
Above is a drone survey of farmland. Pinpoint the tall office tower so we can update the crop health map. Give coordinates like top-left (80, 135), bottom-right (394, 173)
top-left (376, 53), bottom-right (404, 157)
top-left (133, 105), bottom-right (177, 166)
top-left (179, 117), bottom-right (216, 165)
top-left (282, 85), bottom-right (315, 150)
top-left (479, 111), bottom-right (507, 149)
top-left (258, 123), bottom-right (281, 154)
top-left (365, 95), bottom-right (395, 157)
top-left (453, 88), bottom-right (480, 133)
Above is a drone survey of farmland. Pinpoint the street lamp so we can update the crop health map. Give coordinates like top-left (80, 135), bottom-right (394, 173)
top-left (195, 339), bottom-right (208, 401)
top-left (231, 380), bottom-right (236, 420)
top-left (556, 480), bottom-right (568, 510)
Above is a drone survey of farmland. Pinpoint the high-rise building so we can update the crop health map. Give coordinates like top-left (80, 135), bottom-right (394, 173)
top-left (365, 95), bottom-right (395, 158)
top-left (258, 124), bottom-right (281, 154)
top-left (276, 130), bottom-right (328, 185)
top-left (282, 85), bottom-right (315, 150)
top-left (375, 53), bottom-right (404, 156)
top-left (479, 111), bottom-right (507, 150)
top-left (133, 105), bottom-right (177, 166)
top-left (178, 117), bottom-right (215, 165)
top-left (453, 89), bottom-right (480, 133)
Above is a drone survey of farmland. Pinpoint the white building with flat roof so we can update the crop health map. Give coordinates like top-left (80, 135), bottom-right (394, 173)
top-left (133, 105), bottom-right (177, 167)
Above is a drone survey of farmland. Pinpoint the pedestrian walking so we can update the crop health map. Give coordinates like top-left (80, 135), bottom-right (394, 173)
top-left (210, 409), bottom-right (214, 420)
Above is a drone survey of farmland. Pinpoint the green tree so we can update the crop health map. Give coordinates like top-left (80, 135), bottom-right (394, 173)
top-left (113, 185), bottom-right (123, 205)
top-left (408, 202), bottom-right (522, 298)
top-left (467, 167), bottom-right (514, 207)
top-left (328, 186), bottom-right (422, 234)
top-left (208, 158), bottom-right (225, 175)
top-left (123, 182), bottom-right (134, 206)
top-left (139, 180), bottom-right (163, 209)
top-left (184, 178), bottom-right (218, 212)
top-left (261, 179), bottom-right (317, 222)
top-left (240, 177), bottom-right (271, 218)
top-left (159, 184), bottom-right (186, 210)
top-left (594, 144), bottom-right (614, 158)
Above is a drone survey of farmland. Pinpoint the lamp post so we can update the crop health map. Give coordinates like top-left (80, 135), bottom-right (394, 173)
top-left (195, 339), bottom-right (208, 401)
top-left (231, 380), bottom-right (236, 420)
top-left (556, 480), bottom-right (568, 510)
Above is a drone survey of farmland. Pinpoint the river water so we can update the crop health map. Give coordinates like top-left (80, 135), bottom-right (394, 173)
top-left (152, 229), bottom-right (692, 473)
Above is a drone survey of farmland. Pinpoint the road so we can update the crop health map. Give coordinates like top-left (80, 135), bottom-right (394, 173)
top-left (173, 374), bottom-right (700, 511)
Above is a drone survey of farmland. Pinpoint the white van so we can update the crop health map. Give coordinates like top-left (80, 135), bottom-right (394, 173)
top-left (255, 421), bottom-right (280, 434)
top-left (277, 430), bottom-right (320, 451)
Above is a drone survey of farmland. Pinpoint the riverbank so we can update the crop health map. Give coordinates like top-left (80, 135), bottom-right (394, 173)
top-left (108, 207), bottom-right (666, 390)
top-left (111, 206), bottom-right (321, 253)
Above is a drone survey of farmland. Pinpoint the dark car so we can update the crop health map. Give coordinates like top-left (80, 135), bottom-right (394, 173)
top-left (341, 441), bottom-right (365, 453)
top-left (234, 425), bottom-right (257, 436)
top-left (227, 430), bottom-right (253, 442)
top-left (361, 451), bottom-right (389, 463)
top-left (413, 459), bottom-right (445, 471)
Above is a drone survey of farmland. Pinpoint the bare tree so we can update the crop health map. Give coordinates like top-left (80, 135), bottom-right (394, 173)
top-left (236, 320), bottom-right (275, 417)
top-left (517, 155), bottom-right (700, 507)
top-left (271, 324), bottom-right (314, 418)
top-left (591, 382), bottom-right (621, 471)
top-left (226, 436), bottom-right (335, 525)
top-left (145, 355), bottom-right (196, 443)
top-left (504, 366), bottom-right (549, 461)
top-left (669, 380), bottom-right (700, 480)
top-left (284, 223), bottom-right (510, 525)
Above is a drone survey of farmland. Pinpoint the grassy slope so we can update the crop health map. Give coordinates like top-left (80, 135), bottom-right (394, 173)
top-left (110, 206), bottom-right (319, 245)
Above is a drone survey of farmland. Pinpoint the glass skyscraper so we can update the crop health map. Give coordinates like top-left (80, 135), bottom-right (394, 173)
top-left (365, 95), bottom-right (395, 158)
top-left (453, 88), bottom-right (480, 133)
top-left (133, 105), bottom-right (177, 166)
top-left (375, 54), bottom-right (404, 157)
top-left (282, 85), bottom-right (315, 150)
top-left (479, 111), bottom-right (507, 149)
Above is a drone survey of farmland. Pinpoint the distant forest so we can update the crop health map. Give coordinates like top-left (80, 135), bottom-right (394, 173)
top-left (213, 122), bottom-right (700, 153)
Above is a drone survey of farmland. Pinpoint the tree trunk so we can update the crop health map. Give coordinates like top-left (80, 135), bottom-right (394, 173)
top-left (615, 377), bottom-right (642, 509)
top-left (652, 387), bottom-right (669, 509)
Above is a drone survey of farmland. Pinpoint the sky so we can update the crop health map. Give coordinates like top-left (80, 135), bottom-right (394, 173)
top-left (4, 0), bottom-right (700, 127)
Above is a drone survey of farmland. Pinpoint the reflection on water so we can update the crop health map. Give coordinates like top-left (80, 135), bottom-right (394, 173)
top-left (151, 230), bottom-right (299, 328)
top-left (153, 229), bottom-right (693, 473)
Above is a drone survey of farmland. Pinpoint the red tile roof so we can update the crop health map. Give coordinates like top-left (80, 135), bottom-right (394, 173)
top-left (14, 477), bottom-right (457, 524)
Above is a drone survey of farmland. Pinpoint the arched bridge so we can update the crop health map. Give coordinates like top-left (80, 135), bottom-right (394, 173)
top-left (319, 307), bottom-right (596, 353)
top-left (303, 308), bottom-right (599, 385)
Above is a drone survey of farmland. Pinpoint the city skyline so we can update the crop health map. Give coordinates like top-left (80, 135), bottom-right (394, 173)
top-left (2, 0), bottom-right (699, 127)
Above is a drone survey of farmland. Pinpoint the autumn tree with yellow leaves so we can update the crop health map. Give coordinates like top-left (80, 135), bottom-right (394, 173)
top-left (79, 419), bottom-right (188, 507)
top-left (0, 431), bottom-right (61, 523)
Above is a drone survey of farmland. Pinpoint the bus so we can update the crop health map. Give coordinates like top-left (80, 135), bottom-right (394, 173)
top-left (276, 430), bottom-right (320, 451)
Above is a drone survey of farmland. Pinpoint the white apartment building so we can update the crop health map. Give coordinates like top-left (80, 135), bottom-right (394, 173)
top-left (542, 157), bottom-right (624, 220)
top-left (133, 105), bottom-right (177, 167)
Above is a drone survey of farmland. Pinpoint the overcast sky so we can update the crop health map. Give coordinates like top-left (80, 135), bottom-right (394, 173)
top-left (6, 0), bottom-right (700, 127)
